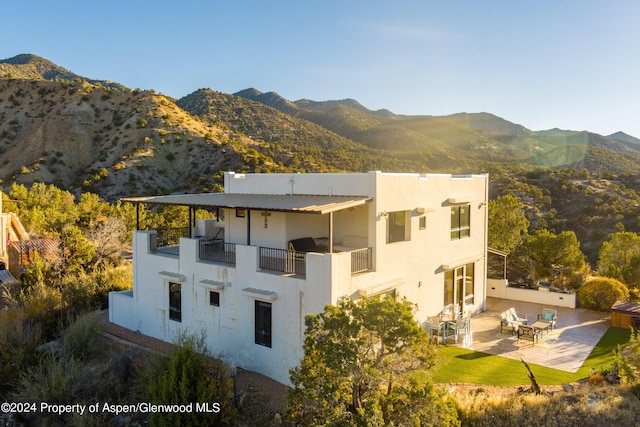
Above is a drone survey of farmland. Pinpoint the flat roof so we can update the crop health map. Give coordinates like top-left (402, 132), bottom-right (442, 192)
top-left (122, 193), bottom-right (372, 215)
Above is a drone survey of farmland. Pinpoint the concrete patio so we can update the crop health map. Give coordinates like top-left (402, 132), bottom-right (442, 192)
top-left (459, 297), bottom-right (612, 372)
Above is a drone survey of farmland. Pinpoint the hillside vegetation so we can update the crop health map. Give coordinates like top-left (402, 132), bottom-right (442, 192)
top-left (4, 54), bottom-right (640, 263)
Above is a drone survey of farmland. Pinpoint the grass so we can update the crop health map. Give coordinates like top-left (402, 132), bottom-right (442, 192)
top-left (431, 327), bottom-right (631, 386)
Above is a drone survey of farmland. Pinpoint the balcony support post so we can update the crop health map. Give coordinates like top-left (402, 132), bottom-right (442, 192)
top-left (328, 212), bottom-right (334, 253)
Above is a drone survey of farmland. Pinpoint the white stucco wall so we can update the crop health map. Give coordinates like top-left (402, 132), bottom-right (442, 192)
top-left (110, 171), bottom-right (489, 385)
top-left (487, 278), bottom-right (576, 308)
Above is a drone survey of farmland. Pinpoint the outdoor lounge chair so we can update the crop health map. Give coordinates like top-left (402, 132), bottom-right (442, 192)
top-left (499, 307), bottom-right (528, 334)
top-left (537, 308), bottom-right (558, 330)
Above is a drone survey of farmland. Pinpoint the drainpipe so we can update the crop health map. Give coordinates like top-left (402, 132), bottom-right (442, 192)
top-left (483, 173), bottom-right (489, 312)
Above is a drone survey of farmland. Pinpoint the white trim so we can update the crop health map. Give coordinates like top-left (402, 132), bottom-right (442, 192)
top-left (358, 278), bottom-right (406, 297)
top-left (413, 207), bottom-right (435, 215)
top-left (159, 271), bottom-right (185, 282)
top-left (447, 197), bottom-right (475, 204)
top-left (242, 287), bottom-right (278, 300)
top-left (442, 254), bottom-right (483, 271)
top-left (199, 279), bottom-right (225, 290)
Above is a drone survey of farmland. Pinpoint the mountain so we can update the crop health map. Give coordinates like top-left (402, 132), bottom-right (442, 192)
top-left (608, 131), bottom-right (640, 147)
top-left (234, 88), bottom-right (640, 173)
top-left (0, 53), bottom-right (125, 90)
top-left (4, 53), bottom-right (640, 262)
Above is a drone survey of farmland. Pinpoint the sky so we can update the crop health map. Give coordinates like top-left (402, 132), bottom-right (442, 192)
top-left (2, 1), bottom-right (640, 137)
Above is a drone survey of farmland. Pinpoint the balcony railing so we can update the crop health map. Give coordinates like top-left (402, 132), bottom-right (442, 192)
top-left (259, 247), bottom-right (306, 276)
top-left (198, 240), bottom-right (236, 265)
top-left (351, 247), bottom-right (372, 274)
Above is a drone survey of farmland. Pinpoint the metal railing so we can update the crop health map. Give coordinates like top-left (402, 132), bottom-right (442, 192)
top-left (259, 247), bottom-right (306, 276)
top-left (198, 240), bottom-right (236, 265)
top-left (351, 247), bottom-right (372, 274)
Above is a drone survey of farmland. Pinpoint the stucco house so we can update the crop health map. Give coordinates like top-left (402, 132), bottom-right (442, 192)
top-left (109, 171), bottom-right (489, 384)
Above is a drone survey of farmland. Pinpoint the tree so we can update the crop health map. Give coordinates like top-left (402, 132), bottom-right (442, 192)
top-left (597, 232), bottom-right (640, 290)
top-left (488, 193), bottom-right (529, 253)
top-left (287, 295), bottom-right (459, 426)
top-left (87, 217), bottom-right (127, 268)
top-left (59, 224), bottom-right (95, 275)
top-left (21, 250), bottom-right (53, 290)
top-left (578, 277), bottom-right (629, 311)
top-left (9, 182), bottom-right (78, 236)
top-left (527, 229), bottom-right (587, 286)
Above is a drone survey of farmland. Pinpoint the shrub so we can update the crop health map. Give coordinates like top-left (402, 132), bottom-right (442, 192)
top-left (0, 307), bottom-right (43, 393)
top-left (61, 266), bottom-right (132, 314)
top-left (62, 312), bottom-right (102, 360)
top-left (615, 329), bottom-right (640, 387)
top-left (136, 331), bottom-right (237, 426)
top-left (19, 282), bottom-right (64, 339)
top-left (578, 277), bottom-right (630, 311)
top-left (10, 353), bottom-right (119, 426)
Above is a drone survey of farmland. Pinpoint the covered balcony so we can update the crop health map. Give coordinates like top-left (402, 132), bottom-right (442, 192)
top-left (125, 192), bottom-right (374, 278)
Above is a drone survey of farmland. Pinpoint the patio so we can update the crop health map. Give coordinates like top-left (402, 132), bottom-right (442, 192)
top-left (462, 297), bottom-right (611, 372)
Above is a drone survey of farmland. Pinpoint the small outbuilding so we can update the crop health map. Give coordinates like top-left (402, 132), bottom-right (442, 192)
top-left (611, 301), bottom-right (640, 329)
top-left (8, 238), bottom-right (60, 280)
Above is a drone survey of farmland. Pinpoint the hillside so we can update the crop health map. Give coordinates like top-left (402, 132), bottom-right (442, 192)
top-left (4, 53), bottom-right (640, 263)
top-left (0, 78), bottom-right (270, 200)
top-left (0, 54), bottom-right (124, 90)
top-left (236, 88), bottom-right (640, 173)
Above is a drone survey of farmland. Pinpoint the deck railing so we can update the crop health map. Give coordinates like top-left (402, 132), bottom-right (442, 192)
top-left (198, 240), bottom-right (236, 265)
top-left (351, 247), bottom-right (373, 274)
top-left (259, 247), bottom-right (306, 276)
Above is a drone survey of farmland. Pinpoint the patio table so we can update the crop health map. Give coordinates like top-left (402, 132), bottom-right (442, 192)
top-left (531, 320), bottom-right (550, 335)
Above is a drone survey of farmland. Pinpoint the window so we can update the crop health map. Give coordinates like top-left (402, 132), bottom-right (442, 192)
top-left (419, 216), bottom-right (426, 230)
top-left (169, 282), bottom-right (181, 322)
top-left (387, 210), bottom-right (410, 243)
top-left (450, 205), bottom-right (470, 240)
top-left (255, 301), bottom-right (272, 348)
top-left (443, 263), bottom-right (475, 308)
top-left (464, 263), bottom-right (474, 306)
top-left (209, 290), bottom-right (220, 307)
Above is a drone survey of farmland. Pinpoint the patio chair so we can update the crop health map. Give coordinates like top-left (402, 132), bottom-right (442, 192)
top-left (499, 308), bottom-right (527, 334)
top-left (426, 316), bottom-right (447, 344)
top-left (517, 325), bottom-right (538, 345)
top-left (506, 307), bottom-right (527, 323)
top-left (537, 308), bottom-right (558, 330)
top-left (447, 315), bottom-right (469, 344)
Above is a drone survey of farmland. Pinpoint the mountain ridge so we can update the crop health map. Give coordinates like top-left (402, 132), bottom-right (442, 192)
top-left (3, 53), bottom-right (640, 263)
top-left (0, 53), bottom-right (125, 90)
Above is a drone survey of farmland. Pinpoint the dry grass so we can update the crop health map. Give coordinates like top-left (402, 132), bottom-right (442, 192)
top-left (451, 383), bottom-right (640, 427)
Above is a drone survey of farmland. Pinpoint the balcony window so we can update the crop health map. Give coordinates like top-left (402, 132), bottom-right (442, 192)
top-left (255, 301), bottom-right (272, 348)
top-left (450, 205), bottom-right (470, 240)
top-left (169, 282), bottom-right (181, 322)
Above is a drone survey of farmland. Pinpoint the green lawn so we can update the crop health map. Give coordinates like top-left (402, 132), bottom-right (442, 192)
top-left (431, 327), bottom-right (631, 386)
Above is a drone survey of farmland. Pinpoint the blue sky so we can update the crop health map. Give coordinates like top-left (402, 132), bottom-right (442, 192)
top-left (3, 1), bottom-right (640, 137)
